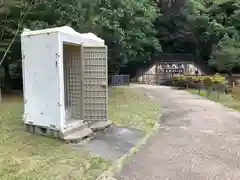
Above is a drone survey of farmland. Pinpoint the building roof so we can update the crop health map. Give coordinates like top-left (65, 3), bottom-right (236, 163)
top-left (21, 26), bottom-right (104, 44)
top-left (154, 53), bottom-right (195, 63)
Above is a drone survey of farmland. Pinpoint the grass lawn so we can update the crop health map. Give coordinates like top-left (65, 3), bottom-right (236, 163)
top-left (0, 96), bottom-right (109, 180)
top-left (188, 88), bottom-right (240, 111)
top-left (109, 86), bottom-right (159, 133)
top-left (0, 86), bottom-right (159, 179)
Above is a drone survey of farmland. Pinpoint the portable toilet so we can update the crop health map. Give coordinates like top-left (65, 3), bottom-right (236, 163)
top-left (21, 26), bottom-right (110, 142)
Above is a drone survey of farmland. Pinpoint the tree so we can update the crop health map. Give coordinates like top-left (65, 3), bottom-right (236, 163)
top-left (209, 34), bottom-right (240, 85)
top-left (92, 0), bottom-right (161, 73)
top-left (154, 0), bottom-right (240, 62)
top-left (0, 0), bottom-right (162, 90)
top-left (0, 0), bottom-right (41, 91)
top-left (1, 0), bottom-right (240, 91)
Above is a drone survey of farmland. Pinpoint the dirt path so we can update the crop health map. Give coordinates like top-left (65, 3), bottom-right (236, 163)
top-left (115, 84), bottom-right (240, 180)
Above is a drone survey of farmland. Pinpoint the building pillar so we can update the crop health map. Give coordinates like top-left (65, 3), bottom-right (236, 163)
top-left (184, 63), bottom-right (188, 74)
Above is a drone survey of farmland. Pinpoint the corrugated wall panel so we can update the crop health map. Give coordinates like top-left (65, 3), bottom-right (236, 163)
top-left (21, 33), bottom-right (61, 128)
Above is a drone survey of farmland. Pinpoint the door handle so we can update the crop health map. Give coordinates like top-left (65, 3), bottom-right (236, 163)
top-left (101, 83), bottom-right (107, 88)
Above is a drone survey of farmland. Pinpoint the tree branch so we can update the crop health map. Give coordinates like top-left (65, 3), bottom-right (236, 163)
top-left (0, 0), bottom-right (36, 67)
top-left (0, 12), bottom-right (8, 40)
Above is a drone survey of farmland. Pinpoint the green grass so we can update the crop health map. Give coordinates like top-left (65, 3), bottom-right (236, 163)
top-left (0, 87), bottom-right (159, 179)
top-left (108, 87), bottom-right (159, 133)
top-left (0, 96), bottom-right (110, 180)
top-left (188, 89), bottom-right (240, 111)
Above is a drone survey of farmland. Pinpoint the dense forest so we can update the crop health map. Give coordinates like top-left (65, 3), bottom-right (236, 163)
top-left (0, 0), bottom-right (240, 91)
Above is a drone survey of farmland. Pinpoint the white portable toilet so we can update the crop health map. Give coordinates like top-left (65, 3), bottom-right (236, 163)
top-left (21, 26), bottom-right (110, 141)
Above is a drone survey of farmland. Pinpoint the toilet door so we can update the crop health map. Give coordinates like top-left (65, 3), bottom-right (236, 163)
top-left (82, 46), bottom-right (108, 122)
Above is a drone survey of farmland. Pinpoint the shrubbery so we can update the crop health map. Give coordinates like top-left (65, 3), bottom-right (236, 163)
top-left (171, 74), bottom-right (226, 85)
top-left (167, 74), bottom-right (231, 97)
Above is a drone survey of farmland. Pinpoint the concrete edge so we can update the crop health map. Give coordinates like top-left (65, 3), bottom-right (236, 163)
top-left (96, 118), bottom-right (160, 180)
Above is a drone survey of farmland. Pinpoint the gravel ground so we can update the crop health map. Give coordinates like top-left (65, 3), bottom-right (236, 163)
top-left (115, 84), bottom-right (240, 180)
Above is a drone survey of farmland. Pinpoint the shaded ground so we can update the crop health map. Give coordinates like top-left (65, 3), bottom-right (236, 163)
top-left (116, 84), bottom-right (240, 180)
top-left (74, 125), bottom-right (145, 161)
top-left (74, 87), bottom-right (159, 161)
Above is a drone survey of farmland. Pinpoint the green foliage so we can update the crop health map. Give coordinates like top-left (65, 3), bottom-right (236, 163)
top-left (209, 34), bottom-right (240, 72)
top-left (0, 0), bottom-right (42, 90)
top-left (170, 74), bottom-right (231, 98)
top-left (1, 0), bottom-right (240, 91)
top-left (93, 0), bottom-right (161, 73)
top-left (169, 74), bottom-right (226, 90)
top-left (0, 0), bottom-right (161, 90)
top-left (155, 0), bottom-right (240, 68)
top-left (203, 76), bottom-right (212, 87)
top-left (212, 73), bottom-right (226, 83)
top-left (24, 0), bottom-right (161, 74)
top-left (171, 76), bottom-right (189, 88)
top-left (172, 74), bottom-right (225, 83)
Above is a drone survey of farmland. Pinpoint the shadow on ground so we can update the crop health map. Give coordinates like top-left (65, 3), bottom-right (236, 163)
top-left (72, 125), bottom-right (145, 161)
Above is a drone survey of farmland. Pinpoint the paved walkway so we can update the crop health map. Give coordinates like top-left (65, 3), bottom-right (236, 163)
top-left (115, 85), bottom-right (240, 180)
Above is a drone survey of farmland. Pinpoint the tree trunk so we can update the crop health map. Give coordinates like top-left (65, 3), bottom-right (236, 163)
top-left (2, 61), bottom-right (12, 93)
top-left (0, 86), bottom-right (2, 102)
top-left (228, 72), bottom-right (234, 88)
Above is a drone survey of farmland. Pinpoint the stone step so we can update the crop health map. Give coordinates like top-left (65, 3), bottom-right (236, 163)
top-left (63, 122), bottom-right (90, 136)
top-left (89, 121), bottom-right (112, 132)
top-left (62, 121), bottom-right (112, 143)
top-left (63, 127), bottom-right (93, 144)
